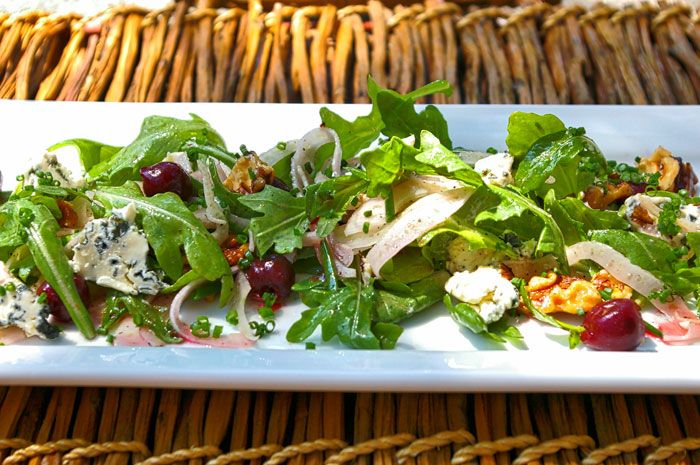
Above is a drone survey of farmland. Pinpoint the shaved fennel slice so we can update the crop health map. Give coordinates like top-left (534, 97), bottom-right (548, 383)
top-left (345, 175), bottom-right (463, 236)
top-left (234, 272), bottom-right (257, 341)
top-left (290, 128), bottom-right (337, 191)
top-left (366, 188), bottom-right (475, 277)
top-left (260, 140), bottom-right (298, 166)
top-left (198, 160), bottom-right (228, 244)
top-left (566, 241), bottom-right (663, 297)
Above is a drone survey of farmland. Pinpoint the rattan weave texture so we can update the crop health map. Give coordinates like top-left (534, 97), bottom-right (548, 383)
top-left (0, 388), bottom-right (700, 465)
top-left (2, 0), bottom-right (700, 103)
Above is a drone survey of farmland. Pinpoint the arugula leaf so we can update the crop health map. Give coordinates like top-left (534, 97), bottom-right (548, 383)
top-left (287, 278), bottom-right (402, 349)
top-left (505, 112), bottom-right (566, 160)
top-left (87, 114), bottom-right (224, 185)
top-left (543, 191), bottom-right (583, 245)
top-left (304, 176), bottom-right (368, 238)
top-left (374, 271), bottom-right (449, 323)
top-left (443, 295), bottom-right (506, 343)
top-left (544, 193), bottom-right (630, 246)
top-left (360, 137), bottom-right (420, 198)
top-left (473, 185), bottom-right (569, 273)
top-left (100, 292), bottom-right (182, 343)
top-left (589, 230), bottom-right (676, 275)
top-left (238, 185), bottom-right (309, 254)
top-left (415, 132), bottom-right (483, 187)
top-left (514, 127), bottom-right (605, 199)
top-left (687, 232), bottom-right (700, 259)
top-left (5, 200), bottom-right (94, 338)
top-left (419, 217), bottom-right (518, 260)
top-left (376, 92), bottom-right (452, 148)
top-left (49, 139), bottom-right (122, 173)
top-left (379, 247), bottom-right (435, 285)
top-left (94, 183), bottom-right (233, 305)
top-left (320, 78), bottom-right (454, 159)
top-left (558, 196), bottom-right (629, 232)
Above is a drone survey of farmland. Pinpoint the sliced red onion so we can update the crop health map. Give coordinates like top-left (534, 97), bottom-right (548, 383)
top-left (366, 188), bottom-right (474, 277)
top-left (302, 231), bottom-right (323, 247)
top-left (112, 316), bottom-right (152, 347)
top-left (193, 208), bottom-right (218, 229)
top-left (566, 241), bottom-right (664, 297)
top-left (169, 276), bottom-right (255, 348)
top-left (234, 272), bottom-right (257, 341)
top-left (327, 232), bottom-right (354, 266)
top-left (190, 170), bottom-right (203, 183)
top-left (0, 327), bottom-right (27, 345)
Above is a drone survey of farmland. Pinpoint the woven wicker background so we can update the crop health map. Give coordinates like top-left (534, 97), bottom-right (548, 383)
top-left (2, 0), bottom-right (700, 103)
top-left (0, 388), bottom-right (700, 465)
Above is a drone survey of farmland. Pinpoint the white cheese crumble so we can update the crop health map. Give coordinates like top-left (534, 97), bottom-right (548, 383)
top-left (0, 262), bottom-right (58, 339)
top-left (24, 152), bottom-right (85, 189)
top-left (473, 153), bottom-right (514, 187)
top-left (70, 205), bottom-right (164, 295)
top-left (445, 266), bottom-right (519, 323)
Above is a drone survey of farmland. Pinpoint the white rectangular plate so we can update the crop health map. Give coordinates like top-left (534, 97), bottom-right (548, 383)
top-left (1, 101), bottom-right (699, 392)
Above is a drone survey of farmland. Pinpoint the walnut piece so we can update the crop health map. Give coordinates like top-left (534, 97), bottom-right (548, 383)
top-left (638, 146), bottom-right (698, 195)
top-left (525, 272), bottom-right (602, 315)
top-left (583, 182), bottom-right (636, 210)
top-left (224, 152), bottom-right (275, 194)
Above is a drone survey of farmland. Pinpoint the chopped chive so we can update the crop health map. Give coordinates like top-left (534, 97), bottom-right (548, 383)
top-left (363, 210), bottom-right (372, 217)
top-left (226, 309), bottom-right (239, 325)
top-left (350, 197), bottom-right (359, 206)
top-left (305, 342), bottom-right (316, 350)
top-left (5, 283), bottom-right (15, 292)
top-left (645, 321), bottom-right (664, 338)
top-left (15, 174), bottom-right (24, 181)
top-left (37, 292), bottom-right (47, 303)
top-left (0, 287), bottom-right (6, 297)
top-left (236, 233), bottom-right (248, 244)
top-left (262, 292), bottom-right (276, 308)
top-left (240, 144), bottom-right (250, 155)
top-left (599, 287), bottom-right (613, 301)
top-left (276, 141), bottom-right (287, 150)
top-left (248, 167), bottom-right (257, 181)
top-left (106, 334), bottom-right (114, 344)
top-left (212, 325), bottom-right (223, 338)
top-left (259, 306), bottom-right (274, 320)
top-left (362, 222), bottom-right (370, 234)
top-left (385, 190), bottom-right (395, 222)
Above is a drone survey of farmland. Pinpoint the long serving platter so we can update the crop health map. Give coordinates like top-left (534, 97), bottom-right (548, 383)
top-left (0, 100), bottom-right (698, 392)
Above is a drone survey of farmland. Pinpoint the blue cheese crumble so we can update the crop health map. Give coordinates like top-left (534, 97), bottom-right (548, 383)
top-left (0, 262), bottom-right (58, 339)
top-left (445, 266), bottom-right (519, 323)
top-left (24, 152), bottom-right (85, 188)
top-left (473, 153), bottom-right (514, 187)
top-left (70, 204), bottom-right (164, 295)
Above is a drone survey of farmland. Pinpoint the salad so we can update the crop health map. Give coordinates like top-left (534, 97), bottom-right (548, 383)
top-left (1, 79), bottom-right (699, 352)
